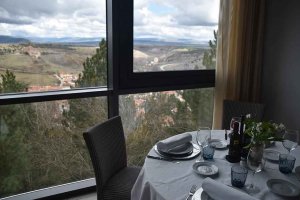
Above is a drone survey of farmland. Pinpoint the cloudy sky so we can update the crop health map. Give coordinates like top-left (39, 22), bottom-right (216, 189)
top-left (0, 0), bottom-right (219, 43)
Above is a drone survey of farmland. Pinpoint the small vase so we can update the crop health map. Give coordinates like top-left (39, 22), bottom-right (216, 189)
top-left (247, 143), bottom-right (265, 170)
top-left (246, 143), bottom-right (265, 194)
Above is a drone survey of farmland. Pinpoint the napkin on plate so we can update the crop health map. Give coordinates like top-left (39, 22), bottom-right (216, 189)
top-left (156, 133), bottom-right (192, 152)
top-left (202, 177), bottom-right (258, 200)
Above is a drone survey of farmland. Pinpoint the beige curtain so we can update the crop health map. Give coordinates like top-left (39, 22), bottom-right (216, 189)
top-left (213, 0), bottom-right (266, 129)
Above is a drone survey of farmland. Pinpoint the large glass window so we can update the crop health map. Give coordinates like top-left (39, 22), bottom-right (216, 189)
top-left (0, 0), bottom-right (107, 93)
top-left (0, 0), bottom-right (219, 198)
top-left (0, 97), bottom-right (107, 198)
top-left (133, 0), bottom-right (219, 72)
top-left (119, 88), bottom-right (214, 166)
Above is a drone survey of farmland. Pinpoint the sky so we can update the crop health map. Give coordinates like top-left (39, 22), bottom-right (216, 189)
top-left (0, 0), bottom-right (219, 43)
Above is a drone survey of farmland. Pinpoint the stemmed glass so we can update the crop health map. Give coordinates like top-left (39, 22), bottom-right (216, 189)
top-left (282, 130), bottom-right (299, 153)
top-left (230, 117), bottom-right (240, 130)
top-left (245, 147), bottom-right (266, 194)
top-left (196, 127), bottom-right (211, 162)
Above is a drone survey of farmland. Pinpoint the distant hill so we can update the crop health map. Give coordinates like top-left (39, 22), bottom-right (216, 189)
top-left (27, 37), bottom-right (102, 46)
top-left (134, 38), bottom-right (209, 47)
top-left (0, 35), bottom-right (30, 44)
top-left (0, 35), bottom-right (209, 47)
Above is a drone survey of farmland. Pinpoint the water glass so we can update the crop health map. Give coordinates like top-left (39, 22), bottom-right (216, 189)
top-left (279, 154), bottom-right (296, 174)
top-left (203, 144), bottom-right (215, 160)
top-left (231, 166), bottom-right (248, 188)
top-left (196, 127), bottom-right (211, 147)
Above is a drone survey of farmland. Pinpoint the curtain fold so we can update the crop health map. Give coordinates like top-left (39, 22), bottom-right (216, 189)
top-left (213, 0), bottom-right (266, 129)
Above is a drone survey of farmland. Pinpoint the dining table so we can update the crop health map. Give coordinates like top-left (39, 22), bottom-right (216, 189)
top-left (131, 130), bottom-right (300, 200)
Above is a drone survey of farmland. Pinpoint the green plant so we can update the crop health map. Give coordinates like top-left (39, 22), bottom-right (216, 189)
top-left (244, 118), bottom-right (285, 147)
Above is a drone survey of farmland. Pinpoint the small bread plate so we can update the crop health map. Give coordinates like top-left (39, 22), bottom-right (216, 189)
top-left (193, 162), bottom-right (219, 176)
top-left (192, 187), bottom-right (211, 200)
top-left (209, 139), bottom-right (227, 149)
top-left (267, 179), bottom-right (300, 197)
top-left (263, 149), bottom-right (280, 162)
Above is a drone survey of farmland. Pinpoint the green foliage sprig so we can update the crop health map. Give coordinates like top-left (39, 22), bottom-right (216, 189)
top-left (244, 117), bottom-right (285, 148)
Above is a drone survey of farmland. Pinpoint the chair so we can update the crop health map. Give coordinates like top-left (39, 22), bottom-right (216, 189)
top-left (83, 116), bottom-right (141, 200)
top-left (222, 100), bottom-right (265, 130)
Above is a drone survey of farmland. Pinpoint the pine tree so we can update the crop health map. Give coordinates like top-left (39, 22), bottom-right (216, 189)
top-left (0, 70), bottom-right (34, 196)
top-left (76, 39), bottom-right (107, 87)
top-left (202, 30), bottom-right (217, 69)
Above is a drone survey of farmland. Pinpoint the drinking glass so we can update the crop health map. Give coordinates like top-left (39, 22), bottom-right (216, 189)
top-left (230, 117), bottom-right (240, 130)
top-left (202, 144), bottom-right (215, 160)
top-left (282, 130), bottom-right (299, 153)
top-left (196, 127), bottom-right (211, 147)
top-left (279, 154), bottom-right (296, 174)
top-left (196, 127), bottom-right (211, 162)
top-left (245, 147), bottom-right (266, 194)
top-left (231, 166), bottom-right (248, 188)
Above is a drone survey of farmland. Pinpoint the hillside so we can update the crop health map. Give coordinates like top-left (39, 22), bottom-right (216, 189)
top-left (0, 35), bottom-right (30, 44)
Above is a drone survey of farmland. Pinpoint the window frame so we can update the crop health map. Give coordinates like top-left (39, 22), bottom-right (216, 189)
top-left (0, 0), bottom-right (216, 199)
top-left (115, 0), bottom-right (215, 91)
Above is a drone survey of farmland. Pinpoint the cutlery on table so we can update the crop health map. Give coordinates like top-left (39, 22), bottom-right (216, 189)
top-left (146, 155), bottom-right (174, 161)
top-left (186, 185), bottom-right (197, 200)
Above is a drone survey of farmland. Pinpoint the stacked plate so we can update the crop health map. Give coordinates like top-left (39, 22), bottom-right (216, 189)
top-left (155, 142), bottom-right (201, 160)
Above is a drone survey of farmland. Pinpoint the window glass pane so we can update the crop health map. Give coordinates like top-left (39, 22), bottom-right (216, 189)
top-left (119, 88), bottom-right (214, 166)
top-left (134, 0), bottom-right (219, 72)
top-left (0, 0), bottom-right (107, 94)
top-left (0, 97), bottom-right (107, 198)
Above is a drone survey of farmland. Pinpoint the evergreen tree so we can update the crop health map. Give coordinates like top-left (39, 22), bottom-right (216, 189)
top-left (63, 39), bottom-right (109, 180)
top-left (0, 70), bottom-right (34, 197)
top-left (202, 30), bottom-right (217, 69)
top-left (0, 70), bottom-right (28, 93)
top-left (76, 39), bottom-right (107, 87)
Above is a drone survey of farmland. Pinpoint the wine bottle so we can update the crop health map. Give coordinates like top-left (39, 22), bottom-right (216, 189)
top-left (226, 121), bottom-right (241, 163)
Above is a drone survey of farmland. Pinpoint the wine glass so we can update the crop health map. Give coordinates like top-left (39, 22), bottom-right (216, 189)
top-left (230, 117), bottom-right (240, 130)
top-left (196, 127), bottom-right (211, 162)
top-left (282, 130), bottom-right (299, 153)
top-left (245, 147), bottom-right (266, 194)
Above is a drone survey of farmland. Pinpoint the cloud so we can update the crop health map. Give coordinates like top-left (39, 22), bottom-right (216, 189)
top-left (0, 0), bottom-right (219, 42)
top-left (0, 0), bottom-right (106, 38)
top-left (0, 17), bottom-right (34, 25)
top-left (134, 0), bottom-right (219, 42)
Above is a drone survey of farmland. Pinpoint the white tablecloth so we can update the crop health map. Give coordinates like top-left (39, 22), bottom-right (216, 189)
top-left (131, 130), bottom-right (300, 200)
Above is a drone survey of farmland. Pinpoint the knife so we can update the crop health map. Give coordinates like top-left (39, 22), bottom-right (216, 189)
top-left (146, 155), bottom-right (174, 161)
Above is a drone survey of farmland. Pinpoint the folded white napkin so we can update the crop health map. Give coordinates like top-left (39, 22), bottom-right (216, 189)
top-left (156, 133), bottom-right (192, 152)
top-left (202, 178), bottom-right (258, 200)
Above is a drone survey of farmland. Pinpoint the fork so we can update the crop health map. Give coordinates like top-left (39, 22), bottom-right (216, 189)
top-left (186, 184), bottom-right (197, 200)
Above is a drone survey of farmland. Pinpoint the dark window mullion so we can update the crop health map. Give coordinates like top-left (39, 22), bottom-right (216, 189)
top-left (0, 87), bottom-right (111, 105)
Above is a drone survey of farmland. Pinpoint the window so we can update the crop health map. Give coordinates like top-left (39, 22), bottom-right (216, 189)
top-left (0, 0), bottom-right (219, 198)
top-left (0, 0), bottom-right (107, 94)
top-left (134, 0), bottom-right (219, 72)
top-left (0, 97), bottom-right (107, 198)
top-left (120, 88), bottom-right (214, 166)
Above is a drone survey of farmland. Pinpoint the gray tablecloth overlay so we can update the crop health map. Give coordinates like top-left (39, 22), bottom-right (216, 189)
top-left (131, 130), bottom-right (300, 200)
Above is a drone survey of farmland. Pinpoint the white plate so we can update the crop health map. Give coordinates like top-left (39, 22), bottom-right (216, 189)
top-left (154, 143), bottom-right (201, 160)
top-left (192, 162), bottom-right (218, 176)
top-left (267, 179), bottom-right (300, 197)
top-left (209, 139), bottom-right (227, 149)
top-left (263, 149), bottom-right (280, 162)
top-left (192, 187), bottom-right (212, 200)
